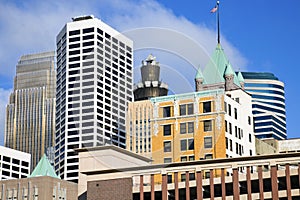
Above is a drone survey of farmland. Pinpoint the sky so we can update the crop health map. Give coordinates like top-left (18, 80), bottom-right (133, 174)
top-left (0, 0), bottom-right (299, 144)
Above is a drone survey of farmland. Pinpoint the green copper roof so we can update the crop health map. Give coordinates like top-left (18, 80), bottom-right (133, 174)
top-left (195, 65), bottom-right (205, 81)
top-left (237, 71), bottom-right (245, 83)
top-left (224, 63), bottom-right (235, 76)
top-left (202, 44), bottom-right (240, 87)
top-left (29, 154), bottom-right (60, 179)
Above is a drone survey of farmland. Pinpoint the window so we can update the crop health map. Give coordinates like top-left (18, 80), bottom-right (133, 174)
top-left (181, 174), bottom-right (186, 182)
top-left (167, 174), bottom-right (172, 183)
top-left (249, 133), bottom-right (252, 143)
top-left (248, 116), bottom-right (251, 125)
top-left (180, 122), bottom-right (194, 134)
top-left (164, 158), bottom-right (172, 163)
top-left (229, 122), bottom-right (232, 134)
top-left (180, 140), bottom-right (187, 151)
top-left (180, 104), bottom-right (193, 116)
top-left (234, 108), bottom-right (238, 119)
top-left (225, 120), bottom-right (228, 132)
top-left (188, 122), bottom-right (194, 133)
top-left (226, 137), bottom-right (228, 149)
top-left (230, 139), bottom-right (233, 151)
top-left (181, 156), bottom-right (187, 162)
top-left (164, 141), bottom-right (171, 152)
top-left (224, 102), bottom-right (227, 113)
top-left (228, 104), bottom-right (232, 116)
top-left (204, 137), bottom-right (212, 148)
top-left (180, 123), bottom-right (186, 134)
top-left (203, 101), bottom-right (211, 113)
top-left (163, 106), bottom-right (171, 117)
top-left (163, 124), bottom-right (171, 136)
top-left (204, 120), bottom-right (212, 132)
top-left (205, 154), bottom-right (213, 159)
top-left (189, 155), bottom-right (195, 161)
top-left (180, 139), bottom-right (194, 151)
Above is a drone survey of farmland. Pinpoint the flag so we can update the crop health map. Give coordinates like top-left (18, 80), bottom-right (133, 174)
top-left (210, 6), bottom-right (218, 13)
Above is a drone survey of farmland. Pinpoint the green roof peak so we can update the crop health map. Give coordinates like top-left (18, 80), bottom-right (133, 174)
top-left (195, 65), bottom-right (204, 80)
top-left (237, 71), bottom-right (245, 83)
top-left (224, 63), bottom-right (234, 76)
top-left (29, 154), bottom-right (60, 179)
top-left (202, 44), bottom-right (240, 87)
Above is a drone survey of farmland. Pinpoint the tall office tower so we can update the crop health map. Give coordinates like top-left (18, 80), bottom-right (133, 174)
top-left (5, 51), bottom-right (56, 170)
top-left (55, 15), bottom-right (133, 183)
top-left (134, 54), bottom-right (168, 101)
top-left (241, 72), bottom-right (286, 140)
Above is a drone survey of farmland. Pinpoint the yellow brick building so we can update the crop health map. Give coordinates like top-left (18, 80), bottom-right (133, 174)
top-left (150, 89), bottom-right (226, 165)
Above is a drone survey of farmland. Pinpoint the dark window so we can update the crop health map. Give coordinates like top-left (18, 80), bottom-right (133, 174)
top-left (163, 106), bottom-right (171, 117)
top-left (83, 34), bottom-right (94, 40)
top-left (83, 27), bottom-right (94, 34)
top-left (164, 158), bottom-right (172, 163)
top-left (164, 141), bottom-right (171, 152)
top-left (205, 154), bottom-right (213, 159)
top-left (188, 122), bottom-right (194, 133)
top-left (180, 140), bottom-right (187, 151)
top-left (180, 123), bottom-right (186, 134)
top-left (69, 30), bottom-right (80, 36)
top-left (204, 137), bottom-right (212, 148)
top-left (69, 43), bottom-right (80, 49)
top-left (204, 120), bottom-right (212, 132)
top-left (180, 104), bottom-right (193, 115)
top-left (234, 108), bottom-right (238, 119)
top-left (69, 37), bottom-right (80, 42)
top-left (203, 101), bottom-right (211, 113)
top-left (228, 104), bottom-right (232, 116)
top-left (163, 125), bottom-right (171, 136)
top-left (249, 133), bottom-right (252, 143)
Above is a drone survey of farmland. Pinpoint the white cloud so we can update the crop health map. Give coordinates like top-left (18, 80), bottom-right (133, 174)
top-left (0, 0), bottom-right (248, 142)
top-left (0, 88), bottom-right (12, 145)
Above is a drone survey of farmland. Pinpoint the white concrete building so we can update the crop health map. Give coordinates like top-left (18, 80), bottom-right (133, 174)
top-left (0, 146), bottom-right (31, 180)
top-left (55, 15), bottom-right (133, 182)
top-left (225, 89), bottom-right (256, 158)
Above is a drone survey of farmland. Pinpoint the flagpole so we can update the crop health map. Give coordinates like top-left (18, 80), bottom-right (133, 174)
top-left (217, 1), bottom-right (220, 44)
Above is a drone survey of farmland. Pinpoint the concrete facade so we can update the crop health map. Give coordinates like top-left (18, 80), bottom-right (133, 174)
top-left (55, 15), bottom-right (133, 183)
top-left (79, 147), bottom-right (300, 200)
top-left (0, 146), bottom-right (31, 180)
top-left (0, 176), bottom-right (77, 200)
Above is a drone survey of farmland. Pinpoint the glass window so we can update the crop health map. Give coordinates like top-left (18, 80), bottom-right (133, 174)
top-left (180, 140), bottom-right (187, 151)
top-left (203, 101), bottom-right (211, 113)
top-left (204, 120), bottom-right (212, 132)
top-left (189, 156), bottom-right (195, 161)
top-left (181, 156), bottom-right (187, 162)
top-left (205, 154), bottom-right (213, 159)
top-left (164, 141), bottom-right (171, 152)
top-left (228, 104), bottom-right (232, 116)
top-left (249, 133), bottom-right (252, 143)
top-left (188, 139), bottom-right (194, 150)
top-left (234, 108), bottom-right (238, 119)
top-left (180, 105), bottom-right (186, 116)
top-left (163, 106), bottom-right (171, 117)
top-left (181, 174), bottom-right (186, 182)
top-left (204, 137), bottom-right (212, 148)
top-left (188, 122), bottom-right (194, 133)
top-left (187, 104), bottom-right (193, 115)
top-left (164, 158), bottom-right (172, 163)
top-left (180, 123), bottom-right (186, 134)
top-left (225, 120), bottom-right (228, 132)
top-left (163, 125), bottom-right (171, 136)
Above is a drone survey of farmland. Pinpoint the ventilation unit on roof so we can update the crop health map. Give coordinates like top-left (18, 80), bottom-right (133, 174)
top-left (72, 15), bottom-right (94, 22)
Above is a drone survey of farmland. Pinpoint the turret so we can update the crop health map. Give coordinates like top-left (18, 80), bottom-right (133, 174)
top-left (195, 66), bottom-right (204, 91)
top-left (224, 63), bottom-right (235, 91)
top-left (237, 71), bottom-right (245, 90)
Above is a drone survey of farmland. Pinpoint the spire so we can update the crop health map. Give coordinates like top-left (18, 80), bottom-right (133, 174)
top-left (195, 65), bottom-right (204, 80)
top-left (29, 154), bottom-right (60, 179)
top-left (237, 71), bottom-right (245, 83)
top-left (224, 63), bottom-right (234, 76)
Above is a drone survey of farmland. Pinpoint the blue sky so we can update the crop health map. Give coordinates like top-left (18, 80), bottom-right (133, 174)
top-left (0, 0), bottom-right (299, 144)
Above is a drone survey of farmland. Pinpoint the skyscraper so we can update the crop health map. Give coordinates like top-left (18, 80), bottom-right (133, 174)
top-left (241, 72), bottom-right (286, 140)
top-left (5, 51), bottom-right (56, 170)
top-left (55, 15), bottom-right (133, 182)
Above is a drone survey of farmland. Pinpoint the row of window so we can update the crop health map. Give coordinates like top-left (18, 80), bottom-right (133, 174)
top-left (162, 101), bottom-right (212, 117)
top-left (163, 137), bottom-right (213, 153)
top-left (163, 120), bottom-right (212, 136)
